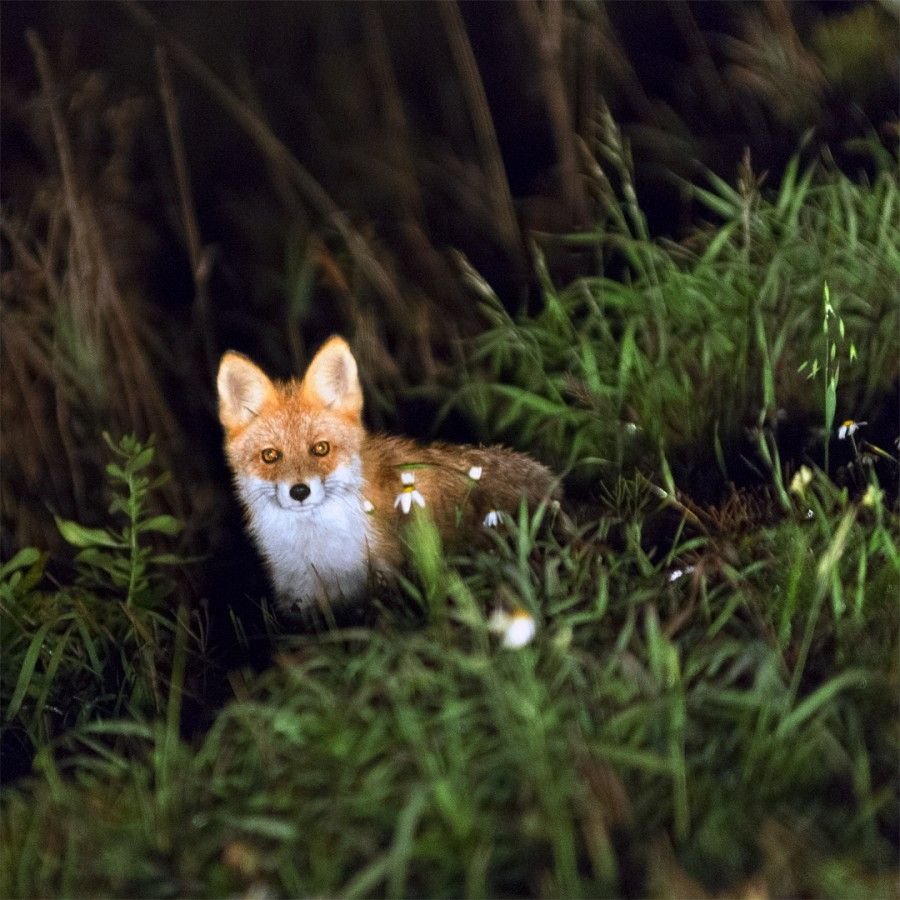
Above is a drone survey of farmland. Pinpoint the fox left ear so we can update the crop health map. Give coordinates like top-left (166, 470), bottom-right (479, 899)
top-left (217, 351), bottom-right (276, 432)
top-left (300, 336), bottom-right (363, 418)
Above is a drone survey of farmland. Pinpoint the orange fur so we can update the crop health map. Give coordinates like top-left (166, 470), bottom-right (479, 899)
top-left (217, 336), bottom-right (559, 614)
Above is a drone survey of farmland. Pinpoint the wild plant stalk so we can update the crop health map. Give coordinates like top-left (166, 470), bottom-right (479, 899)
top-left (822, 282), bottom-right (838, 477)
top-left (438, 0), bottom-right (521, 255)
top-left (2, 33), bottom-right (187, 553)
top-left (517, 0), bottom-right (588, 226)
top-left (798, 282), bottom-right (858, 478)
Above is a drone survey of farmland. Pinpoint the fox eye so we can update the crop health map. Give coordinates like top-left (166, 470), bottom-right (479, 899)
top-left (261, 447), bottom-right (282, 464)
top-left (311, 440), bottom-right (330, 457)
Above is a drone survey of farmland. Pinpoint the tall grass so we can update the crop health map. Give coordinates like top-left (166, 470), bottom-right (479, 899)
top-left (446, 127), bottom-right (898, 482)
top-left (3, 89), bottom-right (898, 900)
top-left (1, 35), bottom-right (187, 553)
top-left (2, 438), bottom-right (897, 898)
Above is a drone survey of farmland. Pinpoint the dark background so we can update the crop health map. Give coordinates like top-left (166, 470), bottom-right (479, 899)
top-left (2, 0), bottom-right (897, 561)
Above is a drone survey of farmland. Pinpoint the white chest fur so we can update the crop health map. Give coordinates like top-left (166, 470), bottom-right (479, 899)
top-left (235, 465), bottom-right (374, 612)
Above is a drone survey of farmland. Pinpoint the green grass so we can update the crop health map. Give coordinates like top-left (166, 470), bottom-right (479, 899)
top-left (1, 436), bottom-right (182, 750)
top-left (446, 130), bottom-right (898, 480)
top-left (2, 470), bottom-right (897, 898)
top-left (2, 150), bottom-right (898, 898)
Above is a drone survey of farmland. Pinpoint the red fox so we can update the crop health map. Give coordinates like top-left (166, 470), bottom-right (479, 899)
top-left (217, 336), bottom-right (559, 616)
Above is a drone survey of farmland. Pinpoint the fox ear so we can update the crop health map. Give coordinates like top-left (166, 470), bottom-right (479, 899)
top-left (217, 352), bottom-right (276, 432)
top-left (300, 336), bottom-right (363, 418)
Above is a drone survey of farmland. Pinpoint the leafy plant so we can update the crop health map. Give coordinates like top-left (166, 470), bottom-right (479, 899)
top-left (1, 435), bottom-right (184, 749)
top-left (54, 434), bottom-right (183, 609)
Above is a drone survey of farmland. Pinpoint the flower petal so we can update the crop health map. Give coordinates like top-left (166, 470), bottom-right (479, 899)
top-left (502, 612), bottom-right (536, 649)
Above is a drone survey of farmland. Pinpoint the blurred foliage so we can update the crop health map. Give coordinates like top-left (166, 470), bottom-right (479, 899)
top-left (812, 3), bottom-right (900, 107)
top-left (1, 6), bottom-right (898, 896)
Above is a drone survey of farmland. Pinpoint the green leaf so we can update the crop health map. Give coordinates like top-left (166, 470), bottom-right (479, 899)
top-left (6, 620), bottom-right (54, 720)
top-left (73, 618), bottom-right (103, 674)
top-left (55, 517), bottom-right (123, 549)
top-left (491, 384), bottom-right (567, 417)
top-left (150, 553), bottom-right (186, 566)
top-left (220, 814), bottom-right (298, 841)
top-left (825, 378), bottom-right (837, 433)
top-left (127, 446), bottom-right (155, 474)
top-left (149, 472), bottom-right (172, 491)
top-left (0, 547), bottom-right (41, 581)
top-left (81, 720), bottom-right (156, 739)
top-left (775, 153), bottom-right (800, 218)
top-left (754, 307), bottom-right (775, 412)
top-left (105, 463), bottom-right (127, 481)
top-left (777, 669), bottom-right (872, 737)
top-left (699, 221), bottom-right (738, 263)
top-left (388, 786), bottom-right (428, 898)
top-left (138, 515), bottom-right (182, 535)
top-left (74, 548), bottom-right (130, 582)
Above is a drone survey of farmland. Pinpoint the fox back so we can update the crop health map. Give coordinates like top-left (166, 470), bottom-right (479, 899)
top-left (217, 337), bottom-right (558, 617)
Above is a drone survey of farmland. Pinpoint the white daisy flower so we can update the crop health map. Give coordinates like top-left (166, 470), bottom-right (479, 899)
top-left (837, 419), bottom-right (866, 440)
top-left (363, 498), bottom-right (375, 514)
top-left (394, 471), bottom-right (426, 514)
top-left (467, 465), bottom-right (483, 481)
top-left (489, 608), bottom-right (537, 649)
top-left (482, 509), bottom-right (502, 528)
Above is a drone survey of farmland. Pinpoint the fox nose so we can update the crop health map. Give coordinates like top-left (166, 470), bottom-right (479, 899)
top-left (289, 483), bottom-right (311, 502)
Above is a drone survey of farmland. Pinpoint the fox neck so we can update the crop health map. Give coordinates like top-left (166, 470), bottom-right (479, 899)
top-left (234, 459), bottom-right (373, 613)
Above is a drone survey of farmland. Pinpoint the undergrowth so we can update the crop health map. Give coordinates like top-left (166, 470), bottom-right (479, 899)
top-left (1, 462), bottom-right (897, 898)
top-left (2, 151), bottom-right (898, 899)
top-left (1, 436), bottom-right (183, 753)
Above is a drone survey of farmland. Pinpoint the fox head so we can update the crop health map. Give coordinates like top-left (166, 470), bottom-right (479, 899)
top-left (217, 336), bottom-right (365, 514)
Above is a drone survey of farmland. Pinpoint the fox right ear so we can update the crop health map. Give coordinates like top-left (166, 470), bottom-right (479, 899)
top-left (217, 352), bottom-right (276, 432)
top-left (299, 336), bottom-right (363, 419)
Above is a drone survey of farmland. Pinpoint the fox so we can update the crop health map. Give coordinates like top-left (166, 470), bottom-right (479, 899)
top-left (217, 336), bottom-right (559, 617)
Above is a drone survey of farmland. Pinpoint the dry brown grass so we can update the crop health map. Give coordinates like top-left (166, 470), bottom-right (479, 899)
top-left (2, 35), bottom-right (185, 549)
